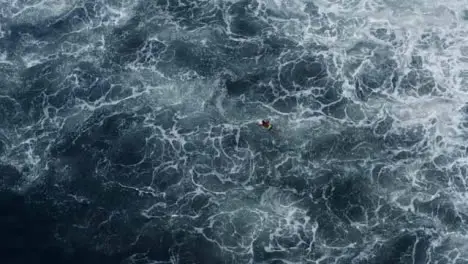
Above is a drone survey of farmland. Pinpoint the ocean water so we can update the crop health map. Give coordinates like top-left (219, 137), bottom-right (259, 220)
top-left (1, 0), bottom-right (468, 263)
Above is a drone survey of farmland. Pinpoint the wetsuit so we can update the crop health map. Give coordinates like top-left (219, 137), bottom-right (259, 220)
top-left (260, 120), bottom-right (272, 130)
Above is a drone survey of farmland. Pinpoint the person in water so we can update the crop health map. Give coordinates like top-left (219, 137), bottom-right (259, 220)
top-left (258, 120), bottom-right (272, 130)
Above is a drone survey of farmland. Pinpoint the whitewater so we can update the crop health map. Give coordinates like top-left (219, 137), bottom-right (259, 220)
top-left (1, 0), bottom-right (468, 263)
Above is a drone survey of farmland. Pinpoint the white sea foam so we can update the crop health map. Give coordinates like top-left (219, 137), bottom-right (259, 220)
top-left (2, 0), bottom-right (468, 262)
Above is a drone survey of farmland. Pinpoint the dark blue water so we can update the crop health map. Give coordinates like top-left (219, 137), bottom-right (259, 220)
top-left (1, 0), bottom-right (468, 263)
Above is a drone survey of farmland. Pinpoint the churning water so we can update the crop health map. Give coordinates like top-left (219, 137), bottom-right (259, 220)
top-left (1, 0), bottom-right (468, 263)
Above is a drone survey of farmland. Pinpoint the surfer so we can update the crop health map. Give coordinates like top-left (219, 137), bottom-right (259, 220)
top-left (258, 120), bottom-right (273, 130)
